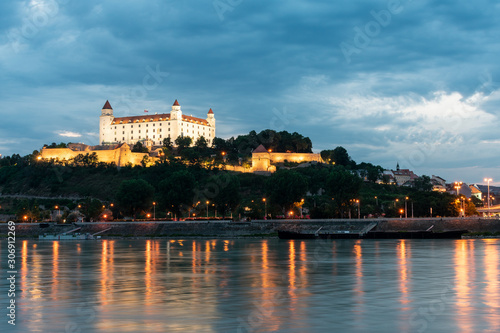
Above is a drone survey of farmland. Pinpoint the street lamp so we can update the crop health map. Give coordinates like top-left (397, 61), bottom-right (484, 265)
top-left (375, 196), bottom-right (378, 207)
top-left (484, 178), bottom-right (492, 218)
top-left (153, 202), bottom-right (156, 220)
top-left (206, 201), bottom-right (209, 218)
top-left (356, 199), bottom-right (360, 219)
top-left (405, 197), bottom-right (408, 219)
top-left (454, 182), bottom-right (464, 217)
top-left (300, 198), bottom-right (305, 219)
top-left (262, 198), bottom-right (267, 220)
top-left (399, 209), bottom-right (404, 219)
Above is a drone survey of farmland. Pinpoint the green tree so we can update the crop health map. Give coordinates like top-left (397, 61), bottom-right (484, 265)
top-left (266, 169), bottom-right (308, 213)
top-left (207, 173), bottom-right (241, 218)
top-left (175, 136), bottom-right (193, 153)
top-left (132, 141), bottom-right (149, 153)
top-left (158, 170), bottom-right (196, 218)
top-left (413, 175), bottom-right (433, 191)
top-left (326, 166), bottom-right (363, 218)
top-left (116, 179), bottom-right (155, 218)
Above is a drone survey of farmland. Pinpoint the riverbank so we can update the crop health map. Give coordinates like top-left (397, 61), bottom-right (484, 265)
top-left (2, 218), bottom-right (500, 238)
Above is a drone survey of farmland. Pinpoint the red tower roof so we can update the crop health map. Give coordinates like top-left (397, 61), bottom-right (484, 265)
top-left (173, 99), bottom-right (180, 106)
top-left (102, 100), bottom-right (112, 109)
top-left (208, 108), bottom-right (214, 114)
top-left (253, 144), bottom-right (268, 153)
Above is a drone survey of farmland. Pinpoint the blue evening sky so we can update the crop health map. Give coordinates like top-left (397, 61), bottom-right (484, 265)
top-left (1, 0), bottom-right (499, 184)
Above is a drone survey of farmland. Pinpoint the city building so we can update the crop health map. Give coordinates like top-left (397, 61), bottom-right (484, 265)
top-left (99, 100), bottom-right (215, 147)
top-left (431, 175), bottom-right (447, 192)
top-left (469, 184), bottom-right (483, 200)
top-left (391, 163), bottom-right (419, 186)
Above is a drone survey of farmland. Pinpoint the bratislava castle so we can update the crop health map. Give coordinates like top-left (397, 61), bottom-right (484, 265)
top-left (99, 99), bottom-right (216, 147)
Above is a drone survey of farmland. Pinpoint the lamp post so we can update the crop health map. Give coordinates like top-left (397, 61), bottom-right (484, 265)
top-left (263, 198), bottom-right (267, 220)
top-left (375, 196), bottom-right (378, 207)
top-left (153, 202), bottom-right (156, 220)
top-left (484, 178), bottom-right (492, 218)
top-left (206, 201), bottom-right (209, 218)
top-left (454, 181), bottom-right (464, 217)
top-left (300, 198), bottom-right (304, 219)
top-left (405, 197), bottom-right (408, 219)
top-left (399, 209), bottom-right (404, 219)
top-left (356, 199), bottom-right (360, 219)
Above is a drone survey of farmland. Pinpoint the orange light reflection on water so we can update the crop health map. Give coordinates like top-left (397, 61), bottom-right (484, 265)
top-left (52, 241), bottom-right (59, 299)
top-left (21, 240), bottom-right (28, 298)
top-left (483, 239), bottom-right (499, 330)
top-left (397, 240), bottom-right (411, 307)
top-left (454, 240), bottom-right (474, 332)
top-left (100, 240), bottom-right (115, 306)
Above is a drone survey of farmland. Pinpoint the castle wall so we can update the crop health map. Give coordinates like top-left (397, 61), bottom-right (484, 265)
top-left (41, 146), bottom-right (157, 167)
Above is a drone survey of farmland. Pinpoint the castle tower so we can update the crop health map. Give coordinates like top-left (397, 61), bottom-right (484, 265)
top-left (170, 99), bottom-right (182, 120)
top-left (99, 100), bottom-right (114, 145)
top-left (169, 99), bottom-right (182, 139)
top-left (207, 108), bottom-right (215, 127)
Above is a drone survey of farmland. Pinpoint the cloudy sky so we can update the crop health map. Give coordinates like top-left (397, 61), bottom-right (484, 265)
top-left (1, 0), bottom-right (499, 184)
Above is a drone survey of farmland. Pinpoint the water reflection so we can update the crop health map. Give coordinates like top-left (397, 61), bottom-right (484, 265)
top-left (52, 241), bottom-right (59, 299)
top-left (483, 239), bottom-right (499, 331)
top-left (5, 238), bottom-right (500, 333)
top-left (454, 240), bottom-right (474, 332)
top-left (398, 240), bottom-right (411, 307)
top-left (100, 240), bottom-right (114, 306)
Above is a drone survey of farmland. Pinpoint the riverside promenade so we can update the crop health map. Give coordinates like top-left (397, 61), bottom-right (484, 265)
top-left (2, 218), bottom-right (500, 238)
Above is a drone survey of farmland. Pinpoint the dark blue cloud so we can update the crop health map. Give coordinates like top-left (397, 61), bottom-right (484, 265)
top-left (1, 0), bottom-right (499, 183)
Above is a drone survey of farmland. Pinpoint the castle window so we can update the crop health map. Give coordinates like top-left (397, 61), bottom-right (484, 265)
top-left (131, 131), bottom-right (133, 134)
top-left (138, 124), bottom-right (141, 127)
top-left (131, 136), bottom-right (133, 139)
top-left (114, 138), bottom-right (117, 141)
top-left (168, 128), bottom-right (170, 131)
top-left (131, 125), bottom-right (133, 128)
top-left (142, 119), bottom-right (145, 122)
top-left (146, 130), bottom-right (148, 133)
top-left (153, 135), bottom-right (155, 138)
top-left (153, 124), bottom-right (155, 127)
top-left (146, 124), bottom-right (148, 127)
top-left (160, 135), bottom-right (162, 138)
top-left (123, 131), bottom-right (124, 134)
top-left (123, 137), bottom-right (125, 140)
top-left (114, 126), bottom-right (117, 129)
top-left (139, 130), bottom-right (141, 133)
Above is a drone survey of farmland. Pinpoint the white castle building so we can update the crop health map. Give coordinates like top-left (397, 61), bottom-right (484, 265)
top-left (99, 99), bottom-right (216, 147)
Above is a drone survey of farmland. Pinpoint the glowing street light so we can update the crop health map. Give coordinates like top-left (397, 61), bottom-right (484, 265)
top-left (206, 201), bottom-right (209, 218)
top-left (484, 178), bottom-right (493, 217)
top-left (399, 209), bottom-right (404, 219)
top-left (153, 201), bottom-right (156, 220)
top-left (356, 199), bottom-right (360, 219)
top-left (454, 182), bottom-right (464, 217)
top-left (405, 197), bottom-right (409, 219)
top-left (262, 198), bottom-right (267, 220)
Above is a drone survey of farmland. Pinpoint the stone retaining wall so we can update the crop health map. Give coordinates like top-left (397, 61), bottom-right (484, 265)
top-left (1, 218), bottom-right (499, 238)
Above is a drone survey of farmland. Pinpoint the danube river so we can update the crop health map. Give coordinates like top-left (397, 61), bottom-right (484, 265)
top-left (1, 238), bottom-right (499, 332)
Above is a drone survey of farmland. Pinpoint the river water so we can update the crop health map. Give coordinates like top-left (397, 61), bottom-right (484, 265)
top-left (1, 238), bottom-right (499, 332)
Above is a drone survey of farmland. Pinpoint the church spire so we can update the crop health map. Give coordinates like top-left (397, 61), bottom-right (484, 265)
top-left (396, 162), bottom-right (400, 171)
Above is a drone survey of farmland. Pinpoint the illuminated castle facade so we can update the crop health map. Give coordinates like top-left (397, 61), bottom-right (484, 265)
top-left (99, 99), bottom-right (216, 147)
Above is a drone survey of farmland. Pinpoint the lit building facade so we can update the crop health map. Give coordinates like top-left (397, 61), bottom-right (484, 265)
top-left (99, 100), bottom-right (215, 147)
